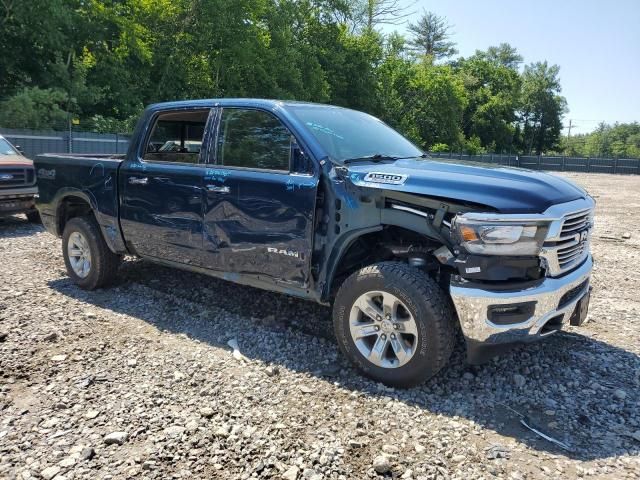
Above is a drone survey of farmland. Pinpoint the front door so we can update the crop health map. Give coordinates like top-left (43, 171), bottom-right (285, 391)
top-left (202, 107), bottom-right (318, 287)
top-left (120, 108), bottom-right (212, 265)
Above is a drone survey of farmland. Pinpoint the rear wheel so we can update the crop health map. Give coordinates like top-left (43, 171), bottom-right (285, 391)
top-left (333, 262), bottom-right (455, 387)
top-left (62, 216), bottom-right (122, 290)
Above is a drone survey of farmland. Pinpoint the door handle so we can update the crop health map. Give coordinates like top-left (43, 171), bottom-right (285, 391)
top-left (129, 176), bottom-right (148, 185)
top-left (206, 184), bottom-right (230, 194)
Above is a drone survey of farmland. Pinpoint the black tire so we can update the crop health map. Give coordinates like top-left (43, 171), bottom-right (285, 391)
top-left (26, 210), bottom-right (40, 223)
top-left (62, 216), bottom-right (122, 290)
top-left (333, 262), bottom-right (456, 388)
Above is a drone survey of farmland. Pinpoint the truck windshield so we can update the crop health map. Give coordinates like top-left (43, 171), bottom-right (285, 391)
top-left (0, 138), bottom-right (18, 155)
top-left (289, 105), bottom-right (423, 164)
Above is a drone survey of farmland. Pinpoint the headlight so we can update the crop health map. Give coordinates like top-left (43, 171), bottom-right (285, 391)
top-left (453, 218), bottom-right (548, 255)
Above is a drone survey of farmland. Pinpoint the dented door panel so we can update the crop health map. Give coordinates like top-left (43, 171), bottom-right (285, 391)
top-left (202, 168), bottom-right (317, 287)
top-left (119, 161), bottom-right (205, 264)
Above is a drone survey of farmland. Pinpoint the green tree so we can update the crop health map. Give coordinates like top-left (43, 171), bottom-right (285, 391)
top-left (0, 0), bottom-right (77, 97)
top-left (375, 33), bottom-right (416, 130)
top-left (402, 61), bottom-right (467, 148)
top-left (564, 122), bottom-right (640, 158)
top-left (518, 62), bottom-right (567, 155)
top-left (407, 11), bottom-right (458, 61)
top-left (456, 47), bottom-right (522, 153)
top-left (0, 0), bottom-right (600, 158)
top-left (0, 87), bottom-right (70, 129)
top-left (465, 135), bottom-right (485, 155)
top-left (483, 43), bottom-right (523, 70)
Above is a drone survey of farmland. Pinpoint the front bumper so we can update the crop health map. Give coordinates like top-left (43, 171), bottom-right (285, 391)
top-left (0, 192), bottom-right (37, 216)
top-left (450, 255), bottom-right (593, 363)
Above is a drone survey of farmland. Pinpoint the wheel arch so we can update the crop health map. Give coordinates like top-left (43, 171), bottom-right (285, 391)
top-left (55, 191), bottom-right (96, 236)
top-left (321, 220), bottom-right (449, 303)
top-left (54, 189), bottom-right (126, 255)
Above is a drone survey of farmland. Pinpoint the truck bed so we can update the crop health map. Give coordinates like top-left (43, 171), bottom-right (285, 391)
top-left (34, 153), bottom-right (126, 251)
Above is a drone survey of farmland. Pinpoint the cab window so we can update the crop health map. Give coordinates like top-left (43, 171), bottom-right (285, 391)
top-left (217, 109), bottom-right (292, 171)
top-left (144, 109), bottom-right (210, 164)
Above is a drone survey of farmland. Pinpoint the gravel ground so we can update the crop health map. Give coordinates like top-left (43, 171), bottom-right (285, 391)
top-left (1, 172), bottom-right (639, 480)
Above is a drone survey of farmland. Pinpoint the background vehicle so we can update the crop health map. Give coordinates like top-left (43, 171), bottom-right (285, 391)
top-left (0, 135), bottom-right (39, 222)
top-left (33, 99), bottom-right (594, 387)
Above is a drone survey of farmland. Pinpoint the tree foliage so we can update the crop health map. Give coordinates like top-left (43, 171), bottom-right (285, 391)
top-left (517, 62), bottom-right (567, 155)
top-left (562, 123), bottom-right (640, 158)
top-left (455, 51), bottom-right (521, 153)
top-left (407, 11), bottom-right (458, 60)
top-left (483, 43), bottom-right (523, 70)
top-left (0, 87), bottom-right (70, 129)
top-left (0, 1), bottom-right (599, 156)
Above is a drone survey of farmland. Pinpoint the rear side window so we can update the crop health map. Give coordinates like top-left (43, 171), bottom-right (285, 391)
top-left (144, 109), bottom-right (210, 164)
top-left (218, 109), bottom-right (291, 171)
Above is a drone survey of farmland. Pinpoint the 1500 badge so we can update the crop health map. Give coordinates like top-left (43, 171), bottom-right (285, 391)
top-left (363, 172), bottom-right (408, 185)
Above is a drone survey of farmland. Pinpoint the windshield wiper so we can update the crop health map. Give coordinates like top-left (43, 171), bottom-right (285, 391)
top-left (342, 154), bottom-right (400, 164)
top-left (390, 153), bottom-right (430, 160)
top-left (342, 153), bottom-right (429, 164)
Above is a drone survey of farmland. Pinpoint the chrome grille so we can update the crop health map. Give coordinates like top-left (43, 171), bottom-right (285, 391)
top-left (559, 209), bottom-right (591, 239)
top-left (542, 206), bottom-right (593, 277)
top-left (556, 237), bottom-right (588, 269)
top-left (0, 167), bottom-right (35, 188)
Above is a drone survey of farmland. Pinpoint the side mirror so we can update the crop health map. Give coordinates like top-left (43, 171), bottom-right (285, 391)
top-left (15, 145), bottom-right (23, 154)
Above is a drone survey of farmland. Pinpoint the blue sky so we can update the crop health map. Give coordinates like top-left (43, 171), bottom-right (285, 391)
top-left (382, 0), bottom-right (640, 134)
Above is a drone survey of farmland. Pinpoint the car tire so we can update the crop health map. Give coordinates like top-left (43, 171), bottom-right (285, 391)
top-left (333, 262), bottom-right (456, 388)
top-left (62, 216), bottom-right (122, 290)
top-left (26, 210), bottom-right (40, 223)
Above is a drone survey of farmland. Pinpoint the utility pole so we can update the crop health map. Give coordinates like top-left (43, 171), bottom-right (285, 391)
top-left (566, 119), bottom-right (575, 156)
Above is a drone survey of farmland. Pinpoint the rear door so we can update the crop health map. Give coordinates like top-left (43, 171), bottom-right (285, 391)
top-left (202, 107), bottom-right (318, 287)
top-left (119, 108), bottom-right (213, 265)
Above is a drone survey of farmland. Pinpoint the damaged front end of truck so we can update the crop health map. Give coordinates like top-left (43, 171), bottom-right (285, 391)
top-left (313, 157), bottom-right (595, 364)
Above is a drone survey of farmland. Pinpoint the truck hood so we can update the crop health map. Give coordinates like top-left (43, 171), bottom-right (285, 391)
top-left (0, 153), bottom-right (33, 167)
top-left (346, 158), bottom-right (588, 214)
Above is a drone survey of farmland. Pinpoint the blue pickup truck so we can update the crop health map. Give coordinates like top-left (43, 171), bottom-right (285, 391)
top-left (34, 99), bottom-right (594, 386)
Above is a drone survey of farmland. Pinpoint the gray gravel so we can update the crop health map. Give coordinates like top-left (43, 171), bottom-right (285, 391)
top-left (1, 172), bottom-right (640, 479)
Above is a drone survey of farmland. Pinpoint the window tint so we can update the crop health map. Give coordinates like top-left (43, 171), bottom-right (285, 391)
top-left (218, 109), bottom-right (291, 171)
top-left (144, 110), bottom-right (210, 164)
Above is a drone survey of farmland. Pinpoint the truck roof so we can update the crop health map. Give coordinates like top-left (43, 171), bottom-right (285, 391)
top-left (145, 98), bottom-right (346, 112)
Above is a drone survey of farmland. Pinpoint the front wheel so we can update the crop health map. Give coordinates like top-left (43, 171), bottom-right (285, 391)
top-left (62, 216), bottom-right (122, 290)
top-left (333, 262), bottom-right (455, 387)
